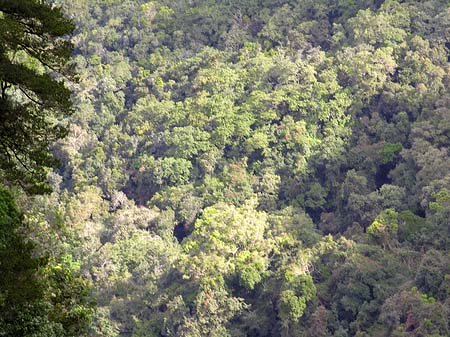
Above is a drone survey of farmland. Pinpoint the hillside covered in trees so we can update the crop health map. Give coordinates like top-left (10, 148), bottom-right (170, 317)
top-left (2, 0), bottom-right (450, 336)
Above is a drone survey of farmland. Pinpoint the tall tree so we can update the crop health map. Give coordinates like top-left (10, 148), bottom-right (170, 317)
top-left (0, 0), bottom-right (75, 193)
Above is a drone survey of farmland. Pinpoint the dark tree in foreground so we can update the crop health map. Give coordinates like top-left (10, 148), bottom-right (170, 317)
top-left (0, 0), bottom-right (75, 193)
top-left (0, 2), bottom-right (94, 336)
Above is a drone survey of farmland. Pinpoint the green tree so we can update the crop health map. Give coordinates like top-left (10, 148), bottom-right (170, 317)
top-left (0, 187), bottom-right (93, 336)
top-left (0, 0), bottom-right (75, 193)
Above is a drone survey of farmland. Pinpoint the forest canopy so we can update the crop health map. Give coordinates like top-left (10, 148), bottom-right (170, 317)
top-left (2, 0), bottom-right (450, 336)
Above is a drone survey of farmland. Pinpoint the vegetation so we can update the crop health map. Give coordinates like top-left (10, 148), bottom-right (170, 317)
top-left (0, 1), bottom-right (92, 335)
top-left (0, 0), bottom-right (75, 193)
top-left (2, 0), bottom-right (450, 336)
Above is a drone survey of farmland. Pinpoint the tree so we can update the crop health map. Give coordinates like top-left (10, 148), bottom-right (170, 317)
top-left (182, 198), bottom-right (271, 285)
top-left (0, 187), bottom-right (93, 336)
top-left (0, 2), bottom-right (95, 336)
top-left (0, 0), bottom-right (75, 193)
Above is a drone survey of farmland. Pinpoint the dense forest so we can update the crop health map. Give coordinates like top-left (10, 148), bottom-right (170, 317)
top-left (1, 0), bottom-right (450, 336)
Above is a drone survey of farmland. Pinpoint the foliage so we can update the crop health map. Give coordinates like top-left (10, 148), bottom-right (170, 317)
top-left (14, 0), bottom-right (450, 336)
top-left (0, 188), bottom-right (93, 336)
top-left (0, 0), bottom-right (75, 193)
